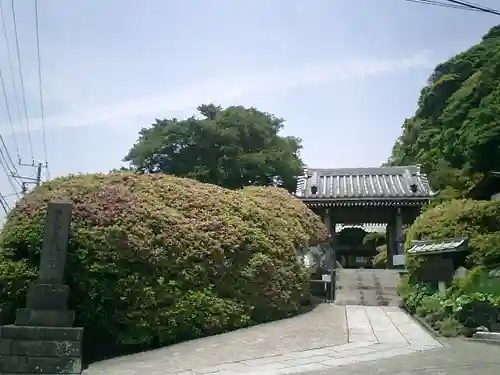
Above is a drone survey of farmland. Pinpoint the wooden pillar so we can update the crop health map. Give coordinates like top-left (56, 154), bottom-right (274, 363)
top-left (386, 208), bottom-right (404, 269)
top-left (331, 221), bottom-right (337, 269)
top-left (323, 208), bottom-right (332, 234)
top-left (323, 208), bottom-right (336, 270)
top-left (395, 207), bottom-right (404, 256)
top-left (386, 220), bottom-right (396, 268)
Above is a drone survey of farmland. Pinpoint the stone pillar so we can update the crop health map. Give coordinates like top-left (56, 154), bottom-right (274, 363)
top-left (0, 201), bottom-right (84, 374)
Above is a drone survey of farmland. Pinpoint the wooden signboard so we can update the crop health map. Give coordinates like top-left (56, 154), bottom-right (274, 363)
top-left (419, 257), bottom-right (454, 284)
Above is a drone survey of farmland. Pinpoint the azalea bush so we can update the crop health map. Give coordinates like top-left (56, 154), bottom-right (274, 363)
top-left (400, 199), bottom-right (500, 336)
top-left (0, 172), bottom-right (328, 356)
top-left (405, 199), bottom-right (500, 277)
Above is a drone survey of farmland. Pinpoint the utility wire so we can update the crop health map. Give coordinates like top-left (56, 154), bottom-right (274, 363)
top-left (0, 146), bottom-right (21, 197)
top-left (0, 62), bottom-right (22, 188)
top-left (444, 0), bottom-right (500, 15)
top-left (0, 48), bottom-right (20, 165)
top-left (403, 0), bottom-right (500, 14)
top-left (403, 0), bottom-right (483, 12)
top-left (34, 0), bottom-right (49, 176)
top-left (0, 2), bottom-right (21, 162)
top-left (11, 0), bottom-right (35, 162)
top-left (0, 193), bottom-right (9, 215)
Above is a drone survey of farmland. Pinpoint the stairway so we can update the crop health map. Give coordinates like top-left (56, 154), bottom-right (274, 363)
top-left (334, 269), bottom-right (401, 306)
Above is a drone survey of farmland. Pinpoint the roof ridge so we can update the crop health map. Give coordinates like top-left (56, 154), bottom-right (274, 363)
top-left (296, 165), bottom-right (433, 201)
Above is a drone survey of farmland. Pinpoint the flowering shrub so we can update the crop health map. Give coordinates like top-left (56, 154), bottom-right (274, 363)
top-left (405, 199), bottom-right (500, 277)
top-left (0, 172), bottom-right (328, 354)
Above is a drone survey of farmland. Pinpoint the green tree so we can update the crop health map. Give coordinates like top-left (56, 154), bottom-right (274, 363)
top-left (124, 104), bottom-right (303, 192)
top-left (387, 25), bottom-right (500, 195)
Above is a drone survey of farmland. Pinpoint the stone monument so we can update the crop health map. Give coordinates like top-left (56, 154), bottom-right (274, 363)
top-left (0, 200), bottom-right (83, 374)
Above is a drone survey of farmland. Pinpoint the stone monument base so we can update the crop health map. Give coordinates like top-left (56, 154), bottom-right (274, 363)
top-left (0, 325), bottom-right (83, 374)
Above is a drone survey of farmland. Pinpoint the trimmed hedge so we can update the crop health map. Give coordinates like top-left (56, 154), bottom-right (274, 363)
top-left (400, 199), bottom-right (500, 336)
top-left (0, 172), bottom-right (328, 354)
top-left (405, 199), bottom-right (500, 275)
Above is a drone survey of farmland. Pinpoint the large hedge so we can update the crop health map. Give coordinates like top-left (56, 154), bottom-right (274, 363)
top-left (405, 199), bottom-right (500, 275)
top-left (0, 172), bottom-right (328, 354)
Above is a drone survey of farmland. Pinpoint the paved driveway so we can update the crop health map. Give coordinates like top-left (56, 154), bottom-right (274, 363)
top-left (84, 305), bottom-right (441, 375)
top-left (308, 339), bottom-right (500, 375)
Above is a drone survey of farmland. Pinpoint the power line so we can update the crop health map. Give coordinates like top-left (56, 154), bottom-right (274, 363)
top-left (0, 2), bottom-right (21, 162)
top-left (403, 0), bottom-right (500, 14)
top-left (0, 29), bottom-right (22, 190)
top-left (11, 0), bottom-right (35, 162)
top-left (0, 64), bottom-right (22, 186)
top-left (0, 193), bottom-right (10, 215)
top-left (0, 48), bottom-right (20, 163)
top-left (0, 145), bottom-right (21, 197)
top-left (403, 0), bottom-right (483, 12)
top-left (444, 0), bottom-right (500, 15)
top-left (34, 0), bottom-right (49, 177)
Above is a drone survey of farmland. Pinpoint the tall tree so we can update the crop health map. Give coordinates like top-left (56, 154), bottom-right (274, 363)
top-left (124, 104), bottom-right (304, 192)
top-left (387, 25), bottom-right (500, 195)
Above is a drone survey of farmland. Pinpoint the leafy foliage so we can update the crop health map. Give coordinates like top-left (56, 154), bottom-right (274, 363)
top-left (388, 25), bottom-right (500, 196)
top-left (372, 245), bottom-right (388, 268)
top-left (362, 232), bottom-right (387, 268)
top-left (362, 232), bottom-right (386, 248)
top-left (401, 198), bottom-right (500, 336)
top-left (0, 172), bottom-right (328, 356)
top-left (400, 270), bottom-right (500, 336)
top-left (405, 199), bottom-right (500, 274)
top-left (124, 104), bottom-right (304, 192)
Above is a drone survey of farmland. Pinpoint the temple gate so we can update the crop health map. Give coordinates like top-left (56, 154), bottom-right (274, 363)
top-left (295, 165), bottom-right (433, 269)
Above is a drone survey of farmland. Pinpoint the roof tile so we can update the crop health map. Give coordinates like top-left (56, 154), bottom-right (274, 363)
top-left (408, 237), bottom-right (468, 255)
top-left (296, 165), bottom-right (433, 200)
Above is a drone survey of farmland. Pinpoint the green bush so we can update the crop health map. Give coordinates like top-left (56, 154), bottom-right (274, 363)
top-left (400, 268), bottom-right (500, 335)
top-left (405, 199), bottom-right (500, 276)
top-left (445, 292), bottom-right (500, 332)
top-left (0, 172), bottom-right (328, 355)
top-left (400, 282), bottom-right (434, 314)
top-left (0, 257), bottom-right (37, 324)
top-left (436, 316), bottom-right (461, 337)
top-left (416, 294), bottom-right (446, 327)
top-left (372, 245), bottom-right (387, 268)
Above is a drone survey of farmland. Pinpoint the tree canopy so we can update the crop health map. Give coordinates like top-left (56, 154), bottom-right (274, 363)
top-left (387, 25), bottom-right (500, 196)
top-left (124, 104), bottom-right (303, 192)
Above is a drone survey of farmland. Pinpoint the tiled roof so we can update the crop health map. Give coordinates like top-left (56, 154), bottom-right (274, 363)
top-left (407, 237), bottom-right (468, 255)
top-left (295, 165), bottom-right (433, 201)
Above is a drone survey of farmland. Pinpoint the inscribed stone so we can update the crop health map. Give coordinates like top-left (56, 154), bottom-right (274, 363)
top-left (38, 201), bottom-right (72, 284)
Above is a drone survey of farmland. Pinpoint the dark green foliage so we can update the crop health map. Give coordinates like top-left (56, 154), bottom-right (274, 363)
top-left (0, 172), bottom-right (328, 356)
top-left (400, 274), bottom-right (500, 336)
top-left (401, 198), bottom-right (500, 336)
top-left (387, 25), bottom-right (500, 196)
top-left (362, 232), bottom-right (386, 248)
top-left (405, 199), bottom-right (500, 274)
top-left (0, 257), bottom-right (37, 324)
top-left (124, 104), bottom-right (304, 193)
top-left (362, 232), bottom-right (387, 268)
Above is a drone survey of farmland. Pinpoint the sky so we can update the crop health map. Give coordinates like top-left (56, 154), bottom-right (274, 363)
top-left (0, 0), bottom-right (499, 214)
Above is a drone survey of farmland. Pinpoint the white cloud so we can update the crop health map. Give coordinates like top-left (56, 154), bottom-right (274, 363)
top-left (1, 51), bottom-right (433, 133)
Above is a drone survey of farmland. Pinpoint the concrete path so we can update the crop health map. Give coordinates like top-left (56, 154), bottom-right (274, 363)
top-left (334, 269), bottom-right (400, 306)
top-left (84, 305), bottom-right (441, 375)
top-left (306, 339), bottom-right (500, 375)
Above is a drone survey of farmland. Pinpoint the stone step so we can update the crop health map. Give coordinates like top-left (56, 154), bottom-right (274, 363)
top-left (334, 269), bottom-right (401, 306)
